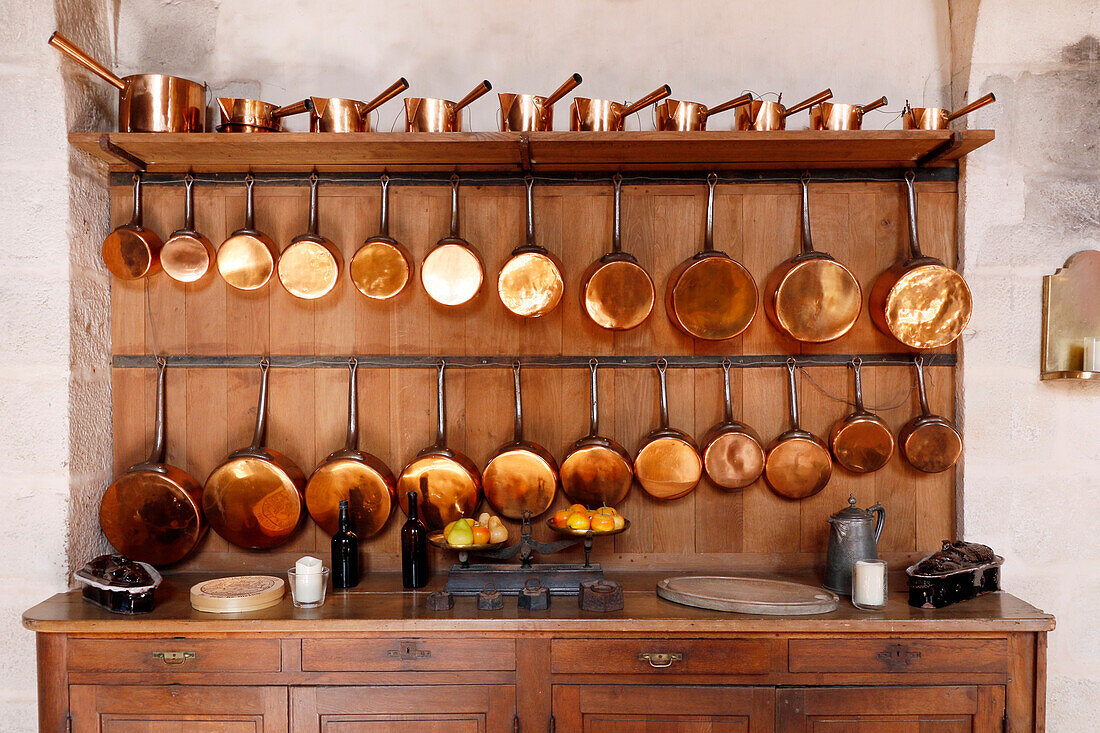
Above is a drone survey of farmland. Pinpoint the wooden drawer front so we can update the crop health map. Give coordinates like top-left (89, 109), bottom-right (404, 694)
top-left (67, 638), bottom-right (281, 673)
top-left (788, 638), bottom-right (1008, 675)
top-left (301, 638), bottom-right (516, 672)
top-left (551, 638), bottom-right (782, 675)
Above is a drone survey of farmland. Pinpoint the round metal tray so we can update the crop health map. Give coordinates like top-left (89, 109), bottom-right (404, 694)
top-left (546, 517), bottom-right (630, 538)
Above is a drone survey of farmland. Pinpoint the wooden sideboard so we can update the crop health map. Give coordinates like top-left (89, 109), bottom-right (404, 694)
top-left (24, 571), bottom-right (1053, 732)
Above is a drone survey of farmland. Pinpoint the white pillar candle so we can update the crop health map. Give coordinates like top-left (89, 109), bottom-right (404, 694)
top-left (294, 556), bottom-right (324, 604)
top-left (852, 559), bottom-right (887, 609)
top-left (1083, 338), bottom-right (1099, 372)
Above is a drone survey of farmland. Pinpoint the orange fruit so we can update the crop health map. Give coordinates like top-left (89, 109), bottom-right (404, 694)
top-left (611, 514), bottom-right (626, 530)
top-left (568, 503), bottom-right (587, 514)
top-left (590, 515), bottom-right (615, 532)
top-left (472, 525), bottom-right (491, 544)
top-left (567, 513), bottom-right (591, 531)
top-left (595, 506), bottom-right (616, 516)
top-left (552, 510), bottom-right (571, 527)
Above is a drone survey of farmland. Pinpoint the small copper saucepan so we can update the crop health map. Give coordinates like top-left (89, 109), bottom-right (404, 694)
top-left (421, 175), bottom-right (485, 306)
top-left (499, 73), bottom-right (582, 132)
top-left (99, 359), bottom-right (205, 566)
top-left (305, 358), bottom-right (396, 538)
top-left (580, 174), bottom-right (654, 330)
top-left (161, 175), bottom-right (216, 283)
top-left (701, 359), bottom-right (765, 491)
top-left (405, 80), bottom-right (493, 132)
top-left (764, 174), bottom-right (862, 343)
top-left (482, 363), bottom-right (559, 520)
top-left (571, 84), bottom-right (672, 131)
top-left (311, 78), bottom-right (409, 133)
top-left (102, 174), bottom-right (163, 280)
top-left (498, 176), bottom-right (565, 318)
top-left (764, 360), bottom-right (833, 500)
top-left (902, 92), bottom-right (996, 130)
top-left (350, 175), bottom-right (412, 300)
top-left (216, 97), bottom-right (313, 132)
top-left (829, 359), bottom-right (895, 473)
top-left (278, 174), bottom-right (342, 300)
top-left (810, 96), bottom-right (888, 131)
top-left (560, 360), bottom-right (634, 508)
top-left (397, 361), bottom-right (483, 529)
top-left (217, 175), bottom-right (279, 291)
top-left (655, 93), bottom-right (754, 131)
top-left (734, 88), bottom-right (833, 131)
top-left (869, 171), bottom-right (972, 348)
top-left (49, 31), bottom-right (206, 132)
top-left (899, 357), bottom-right (962, 473)
top-left (634, 359), bottom-right (703, 501)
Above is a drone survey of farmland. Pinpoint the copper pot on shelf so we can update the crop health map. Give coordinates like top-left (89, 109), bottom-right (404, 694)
top-left (405, 80), bottom-right (493, 132)
top-left (311, 78), bottom-right (409, 133)
top-left (216, 97), bottom-right (313, 132)
top-left (902, 93), bottom-right (995, 130)
top-left (633, 359), bottom-right (703, 501)
top-left (560, 360), bottom-right (633, 508)
top-left (655, 93), bottom-right (754, 131)
top-left (499, 73), bottom-right (582, 132)
top-left (809, 96), bottom-right (888, 131)
top-left (571, 84), bottom-right (671, 131)
top-left (734, 88), bottom-right (833, 131)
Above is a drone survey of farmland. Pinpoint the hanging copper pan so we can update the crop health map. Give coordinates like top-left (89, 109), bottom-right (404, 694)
top-left (397, 361), bottom-right (482, 529)
top-left (810, 96), bottom-right (887, 131)
top-left (560, 360), bottom-right (633, 508)
top-left (498, 176), bottom-right (565, 317)
top-left (666, 173), bottom-right (758, 340)
top-left (571, 85), bottom-right (671, 131)
top-left (869, 171), bottom-right (972, 348)
top-left (634, 359), bottom-right (703, 501)
top-left (161, 175), bottom-right (216, 283)
top-left (216, 98), bottom-right (313, 132)
top-left (655, 93), bottom-right (753, 131)
top-left (829, 358), bottom-right (894, 473)
top-left (217, 175), bottom-right (279, 291)
top-left (580, 174), bottom-right (654, 330)
top-left (278, 174), bottom-right (342, 300)
top-left (701, 359), bottom-right (765, 490)
top-left (499, 73), bottom-right (582, 132)
top-left (421, 175), bottom-right (485, 306)
top-left (764, 360), bottom-right (832, 499)
top-left (899, 356), bottom-right (962, 473)
top-left (764, 174), bottom-right (862, 342)
top-left (350, 175), bottom-right (413, 300)
top-left (203, 359), bottom-right (307, 549)
top-left (902, 93), bottom-right (995, 130)
top-left (405, 80), bottom-right (493, 132)
top-left (311, 78), bottom-right (409, 132)
top-left (305, 359), bottom-right (396, 537)
top-left (734, 89), bottom-right (833, 131)
top-left (482, 362), bottom-right (559, 520)
top-left (102, 174), bottom-right (162, 280)
top-left (99, 359), bottom-right (205, 566)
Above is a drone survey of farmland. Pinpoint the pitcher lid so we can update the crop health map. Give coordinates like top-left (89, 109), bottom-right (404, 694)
top-left (829, 494), bottom-right (873, 522)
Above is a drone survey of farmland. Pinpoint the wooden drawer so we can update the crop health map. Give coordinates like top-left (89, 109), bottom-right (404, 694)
top-left (788, 637), bottom-right (1009, 675)
top-left (66, 638), bottom-right (281, 673)
top-left (301, 638), bottom-right (516, 672)
top-left (551, 638), bottom-right (782, 675)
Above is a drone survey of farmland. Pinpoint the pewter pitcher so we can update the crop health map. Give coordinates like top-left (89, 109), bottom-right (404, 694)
top-left (825, 495), bottom-right (885, 595)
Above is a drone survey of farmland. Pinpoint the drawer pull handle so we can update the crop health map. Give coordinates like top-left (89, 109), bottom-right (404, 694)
top-left (152, 651), bottom-right (196, 666)
top-left (875, 643), bottom-right (922, 670)
top-left (387, 641), bottom-right (431, 660)
top-left (638, 652), bottom-right (682, 668)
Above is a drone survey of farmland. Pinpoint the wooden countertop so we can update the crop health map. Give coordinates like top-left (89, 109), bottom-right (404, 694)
top-left (23, 571), bottom-right (1053, 635)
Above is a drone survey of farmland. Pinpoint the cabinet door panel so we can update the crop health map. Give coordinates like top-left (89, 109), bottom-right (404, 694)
top-left (777, 686), bottom-right (1005, 732)
top-left (70, 685), bottom-right (287, 733)
top-left (553, 685), bottom-right (773, 732)
top-left (291, 685), bottom-right (515, 733)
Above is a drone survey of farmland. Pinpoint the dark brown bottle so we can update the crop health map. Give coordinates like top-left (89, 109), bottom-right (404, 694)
top-left (402, 485), bottom-right (429, 589)
top-left (331, 500), bottom-right (360, 589)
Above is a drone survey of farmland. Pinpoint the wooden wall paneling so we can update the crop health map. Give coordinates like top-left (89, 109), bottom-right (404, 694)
top-left (798, 366), bottom-right (852, 553)
top-left (740, 185), bottom-right (801, 357)
top-left (108, 183), bottom-right (145, 356)
top-left (917, 365), bottom-right (957, 549)
top-left (741, 366), bottom-right (800, 553)
top-left (313, 185), bottom-right (357, 355)
top-left (693, 360), bottom-right (744, 554)
top-left (874, 360), bottom-right (920, 553)
top-left (798, 185), bottom-right (853, 356)
top-left (268, 187), bottom-right (313, 356)
top-left (692, 184), bottom-right (745, 360)
top-left (184, 184), bottom-right (227, 356)
top-left (565, 185), bottom-right (618, 356)
top-left (182, 366), bottom-right (230, 560)
top-left (223, 186), bottom-right (270, 355)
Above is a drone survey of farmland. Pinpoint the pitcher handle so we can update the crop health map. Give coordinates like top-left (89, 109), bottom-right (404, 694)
top-left (870, 502), bottom-right (885, 543)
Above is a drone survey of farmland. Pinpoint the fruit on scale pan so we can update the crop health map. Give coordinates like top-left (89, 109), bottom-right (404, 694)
top-left (551, 503), bottom-right (626, 532)
top-left (443, 513), bottom-right (508, 546)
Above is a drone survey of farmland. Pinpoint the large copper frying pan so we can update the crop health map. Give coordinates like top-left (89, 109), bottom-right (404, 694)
top-left (498, 176), bottom-right (564, 318)
top-left (305, 359), bottom-right (396, 538)
top-left (102, 175), bottom-right (163, 281)
top-left (560, 360), bottom-right (633, 508)
top-left (203, 360), bottom-right (306, 549)
top-left (764, 360), bottom-right (832, 499)
top-left (899, 357), bottom-right (962, 473)
top-left (278, 174), bottom-right (342, 300)
top-left (902, 93), bottom-right (995, 130)
top-left (869, 171), bottom-right (972, 349)
top-left (350, 175), bottom-right (413, 300)
top-left (829, 359), bottom-right (895, 473)
top-left (397, 361), bottom-right (482, 529)
top-left (666, 173), bottom-right (758, 340)
top-left (482, 363), bottom-right (559, 520)
top-left (99, 360), bottom-right (205, 566)
top-left (701, 359), bottom-right (765, 490)
top-left (217, 176), bottom-right (279, 291)
top-left (634, 359), bottom-right (703, 501)
top-left (421, 176), bottom-right (484, 307)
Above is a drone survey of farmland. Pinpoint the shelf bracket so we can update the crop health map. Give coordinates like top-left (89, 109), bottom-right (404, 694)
top-left (916, 131), bottom-right (964, 167)
top-left (98, 134), bottom-right (147, 171)
top-left (517, 133), bottom-right (531, 172)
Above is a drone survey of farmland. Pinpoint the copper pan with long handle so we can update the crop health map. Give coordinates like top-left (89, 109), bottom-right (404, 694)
top-left (829, 358), bottom-right (895, 473)
top-left (735, 88), bottom-right (832, 131)
top-left (810, 95), bottom-right (888, 131)
top-left (161, 174), bottom-right (216, 283)
top-left (278, 174), bottom-right (342, 300)
top-left (560, 360), bottom-right (633, 508)
top-left (655, 93), bottom-right (753, 131)
top-left (421, 175), bottom-right (485, 306)
top-left (350, 175), bottom-right (413, 300)
top-left (499, 73), bottom-right (582, 132)
top-left (899, 356), bottom-right (962, 473)
top-left (216, 97), bottom-right (313, 132)
top-left (498, 176), bottom-right (564, 317)
top-left (102, 174), bottom-right (163, 280)
top-left (764, 360), bottom-right (832, 499)
top-left (633, 359), bottom-right (703, 501)
top-left (311, 78), bottom-right (409, 133)
top-left (571, 84), bottom-right (671, 131)
top-left (903, 92), bottom-right (995, 130)
top-left (701, 359), bottom-right (765, 490)
top-left (406, 80), bottom-right (492, 132)
top-left (217, 175), bottom-right (279, 291)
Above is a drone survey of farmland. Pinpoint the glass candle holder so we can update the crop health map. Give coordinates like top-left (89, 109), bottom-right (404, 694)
top-left (852, 559), bottom-right (888, 610)
top-left (288, 567), bottom-right (329, 608)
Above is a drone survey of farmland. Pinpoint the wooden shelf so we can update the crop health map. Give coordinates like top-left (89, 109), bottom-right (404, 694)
top-left (70, 130), bottom-right (993, 174)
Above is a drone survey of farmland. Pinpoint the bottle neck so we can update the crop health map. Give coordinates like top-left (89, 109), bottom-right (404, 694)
top-left (337, 505), bottom-right (353, 533)
top-left (407, 492), bottom-right (419, 522)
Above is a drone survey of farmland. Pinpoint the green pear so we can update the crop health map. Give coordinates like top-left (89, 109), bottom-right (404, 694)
top-left (444, 518), bottom-right (474, 546)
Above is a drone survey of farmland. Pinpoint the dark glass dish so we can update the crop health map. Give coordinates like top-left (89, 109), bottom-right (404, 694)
top-left (906, 540), bottom-right (1002, 609)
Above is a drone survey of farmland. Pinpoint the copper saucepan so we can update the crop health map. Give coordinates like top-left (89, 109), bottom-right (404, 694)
top-left (764, 360), bottom-right (833, 500)
top-left (102, 174), bottom-right (163, 280)
top-left (397, 361), bottom-right (483, 529)
top-left (499, 73), bottom-right (582, 132)
top-left (421, 175), bottom-right (485, 306)
top-left (560, 360), bottom-right (633, 508)
top-left (571, 84), bottom-right (672, 131)
top-left (634, 359), bottom-right (703, 501)
top-left (278, 174), bottom-right (342, 300)
top-left (161, 174), bottom-right (216, 283)
top-left (216, 97), bottom-right (313, 132)
top-left (666, 173), bottom-right (759, 340)
top-left (899, 357), bottom-right (962, 473)
top-left (902, 92), bottom-right (996, 130)
top-left (764, 174), bottom-right (862, 343)
top-left (655, 93), bottom-right (754, 131)
top-left (810, 96), bottom-right (888, 131)
top-left (580, 174), bottom-right (654, 330)
top-left (350, 175), bottom-right (413, 300)
top-left (406, 80), bottom-right (493, 132)
top-left (49, 31), bottom-right (206, 132)
top-left (203, 359), bottom-right (307, 549)
top-left (217, 175), bottom-right (279, 291)
top-left (498, 176), bottom-right (565, 318)
top-left (734, 88), bottom-right (833, 131)
top-left (482, 363), bottom-right (560, 520)
top-left (305, 359), bottom-right (396, 537)
top-left (701, 359), bottom-right (765, 490)
top-left (99, 359), bottom-right (205, 566)
top-left (829, 359), bottom-right (895, 473)
top-left (311, 78), bottom-right (409, 133)
top-left (869, 171), bottom-right (972, 348)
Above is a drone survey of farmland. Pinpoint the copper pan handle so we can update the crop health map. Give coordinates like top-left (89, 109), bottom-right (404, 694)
top-left (543, 73), bottom-right (582, 108)
top-left (272, 98), bottom-right (314, 119)
top-left (784, 88), bottom-right (833, 117)
top-left (453, 80), bottom-right (493, 112)
top-left (946, 92), bottom-right (995, 122)
top-left (621, 84), bottom-right (671, 117)
top-left (859, 96), bottom-right (889, 114)
top-left (850, 358), bottom-right (867, 413)
top-left (364, 77), bottom-right (410, 113)
top-left (512, 361), bottom-right (524, 442)
top-left (707, 93), bottom-right (753, 116)
top-left (721, 358), bottom-right (734, 424)
top-left (913, 356), bottom-right (932, 417)
top-left (146, 358), bottom-right (168, 465)
top-left (249, 358), bottom-right (271, 450)
top-left (344, 357), bottom-right (359, 452)
top-left (588, 359), bottom-right (600, 436)
top-left (903, 170), bottom-right (923, 259)
top-left (435, 360), bottom-right (447, 446)
top-left (48, 31), bottom-right (126, 90)
top-left (656, 358), bottom-right (670, 430)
